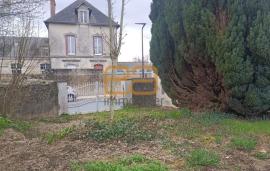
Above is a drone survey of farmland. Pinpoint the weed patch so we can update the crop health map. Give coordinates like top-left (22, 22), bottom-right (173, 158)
top-left (230, 137), bottom-right (257, 151)
top-left (40, 114), bottom-right (74, 123)
top-left (187, 149), bottom-right (220, 167)
top-left (44, 127), bottom-right (74, 144)
top-left (222, 120), bottom-right (270, 136)
top-left (0, 116), bottom-right (31, 135)
top-left (71, 154), bottom-right (169, 171)
top-left (85, 119), bottom-right (155, 143)
top-left (254, 152), bottom-right (270, 160)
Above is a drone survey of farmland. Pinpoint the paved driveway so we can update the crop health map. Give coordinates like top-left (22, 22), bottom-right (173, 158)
top-left (68, 98), bottom-right (123, 115)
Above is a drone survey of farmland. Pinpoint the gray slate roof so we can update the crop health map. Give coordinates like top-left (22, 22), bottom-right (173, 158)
top-left (44, 0), bottom-right (118, 27)
top-left (0, 37), bottom-right (49, 58)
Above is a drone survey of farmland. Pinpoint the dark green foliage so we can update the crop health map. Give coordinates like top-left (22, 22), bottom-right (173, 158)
top-left (150, 0), bottom-right (270, 116)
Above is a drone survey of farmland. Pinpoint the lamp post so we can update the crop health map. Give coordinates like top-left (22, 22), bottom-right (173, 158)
top-left (135, 23), bottom-right (146, 78)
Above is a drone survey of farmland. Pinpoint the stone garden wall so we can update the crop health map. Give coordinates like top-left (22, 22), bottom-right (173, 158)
top-left (0, 80), bottom-right (59, 120)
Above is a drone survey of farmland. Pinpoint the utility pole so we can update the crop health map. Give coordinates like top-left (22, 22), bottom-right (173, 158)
top-left (135, 23), bottom-right (146, 78)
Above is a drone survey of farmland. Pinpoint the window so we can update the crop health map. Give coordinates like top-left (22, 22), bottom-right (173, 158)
top-left (40, 47), bottom-right (49, 57)
top-left (40, 63), bottom-right (51, 70)
top-left (93, 36), bottom-right (103, 55)
top-left (11, 63), bottom-right (22, 74)
top-left (79, 10), bottom-right (88, 24)
top-left (66, 35), bottom-right (76, 55)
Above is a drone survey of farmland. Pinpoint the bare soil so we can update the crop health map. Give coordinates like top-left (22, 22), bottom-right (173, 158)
top-left (0, 123), bottom-right (177, 171)
top-left (1, 113), bottom-right (270, 171)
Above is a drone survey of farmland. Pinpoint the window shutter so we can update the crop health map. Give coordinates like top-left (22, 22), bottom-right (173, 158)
top-left (65, 36), bottom-right (68, 55)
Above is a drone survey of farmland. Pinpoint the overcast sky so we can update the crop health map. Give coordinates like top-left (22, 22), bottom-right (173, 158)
top-left (41, 0), bottom-right (152, 62)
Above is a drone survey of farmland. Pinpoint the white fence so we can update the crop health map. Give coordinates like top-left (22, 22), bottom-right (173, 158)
top-left (70, 81), bottom-right (124, 99)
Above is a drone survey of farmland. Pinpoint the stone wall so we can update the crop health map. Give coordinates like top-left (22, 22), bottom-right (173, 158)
top-left (0, 80), bottom-right (59, 120)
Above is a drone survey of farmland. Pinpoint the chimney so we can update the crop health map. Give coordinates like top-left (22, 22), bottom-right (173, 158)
top-left (50, 0), bottom-right (56, 17)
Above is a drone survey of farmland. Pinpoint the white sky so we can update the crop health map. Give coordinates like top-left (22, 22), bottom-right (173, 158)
top-left (40, 0), bottom-right (152, 62)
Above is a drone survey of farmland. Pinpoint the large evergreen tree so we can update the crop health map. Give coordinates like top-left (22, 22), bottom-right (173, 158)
top-left (150, 0), bottom-right (270, 116)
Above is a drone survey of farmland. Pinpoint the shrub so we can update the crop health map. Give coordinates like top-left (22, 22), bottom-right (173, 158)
top-left (187, 149), bottom-right (220, 167)
top-left (150, 0), bottom-right (270, 116)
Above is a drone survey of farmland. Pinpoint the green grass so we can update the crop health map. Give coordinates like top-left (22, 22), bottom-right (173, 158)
top-left (222, 120), bottom-right (270, 135)
top-left (39, 114), bottom-right (75, 123)
top-left (0, 116), bottom-right (31, 135)
top-left (255, 152), bottom-right (270, 160)
top-left (230, 137), bottom-right (257, 151)
top-left (85, 119), bottom-right (155, 143)
top-left (71, 155), bottom-right (169, 171)
top-left (187, 149), bottom-right (220, 167)
top-left (44, 127), bottom-right (74, 144)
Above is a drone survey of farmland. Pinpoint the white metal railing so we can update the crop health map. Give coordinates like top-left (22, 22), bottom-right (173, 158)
top-left (71, 81), bottom-right (122, 98)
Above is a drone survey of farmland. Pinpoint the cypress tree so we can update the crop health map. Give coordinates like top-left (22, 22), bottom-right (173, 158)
top-left (150, 0), bottom-right (270, 116)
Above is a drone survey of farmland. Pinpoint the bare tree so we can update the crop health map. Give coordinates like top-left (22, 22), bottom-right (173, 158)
top-left (0, 0), bottom-right (47, 18)
top-left (107, 0), bottom-right (125, 121)
top-left (0, 0), bottom-right (47, 117)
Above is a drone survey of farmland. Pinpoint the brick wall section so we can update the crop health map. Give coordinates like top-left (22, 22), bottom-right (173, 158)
top-left (0, 81), bottom-right (59, 120)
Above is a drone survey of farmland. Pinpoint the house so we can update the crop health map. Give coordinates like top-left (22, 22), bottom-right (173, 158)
top-left (45, 0), bottom-right (118, 75)
top-left (0, 0), bottom-right (118, 77)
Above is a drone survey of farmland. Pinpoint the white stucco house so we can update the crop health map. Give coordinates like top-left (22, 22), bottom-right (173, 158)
top-left (44, 0), bottom-right (118, 75)
top-left (0, 0), bottom-right (118, 77)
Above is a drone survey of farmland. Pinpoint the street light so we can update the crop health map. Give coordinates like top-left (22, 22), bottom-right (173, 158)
top-left (135, 23), bottom-right (146, 78)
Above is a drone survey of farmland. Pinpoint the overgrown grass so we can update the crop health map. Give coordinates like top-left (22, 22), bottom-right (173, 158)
top-left (255, 152), bottom-right (270, 160)
top-left (222, 120), bottom-right (270, 136)
top-left (39, 114), bottom-right (75, 123)
top-left (71, 154), bottom-right (169, 171)
top-left (187, 149), bottom-right (220, 167)
top-left (84, 119), bottom-right (155, 143)
top-left (44, 126), bottom-right (74, 144)
top-left (230, 137), bottom-right (257, 151)
top-left (0, 116), bottom-right (31, 135)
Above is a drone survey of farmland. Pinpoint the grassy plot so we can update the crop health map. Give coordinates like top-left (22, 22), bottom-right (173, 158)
top-left (187, 149), bottom-right (220, 167)
top-left (39, 114), bottom-right (76, 123)
top-left (0, 116), bottom-right (31, 135)
top-left (222, 119), bottom-right (270, 135)
top-left (43, 127), bottom-right (74, 144)
top-left (255, 152), bottom-right (270, 160)
top-left (83, 118), bottom-right (155, 143)
top-left (71, 155), bottom-right (169, 171)
top-left (230, 137), bottom-right (257, 152)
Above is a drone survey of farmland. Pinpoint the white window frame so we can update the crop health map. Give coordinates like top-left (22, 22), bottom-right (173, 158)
top-left (79, 10), bottom-right (88, 24)
top-left (40, 47), bottom-right (49, 57)
top-left (11, 63), bottom-right (22, 74)
top-left (93, 36), bottom-right (103, 56)
top-left (66, 35), bottom-right (76, 56)
top-left (40, 63), bottom-right (51, 70)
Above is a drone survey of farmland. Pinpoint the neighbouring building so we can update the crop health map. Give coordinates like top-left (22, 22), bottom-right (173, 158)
top-left (0, 0), bottom-right (118, 78)
top-left (0, 37), bottom-right (50, 76)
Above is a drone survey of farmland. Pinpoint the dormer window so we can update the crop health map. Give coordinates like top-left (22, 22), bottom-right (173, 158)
top-left (78, 10), bottom-right (89, 24)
